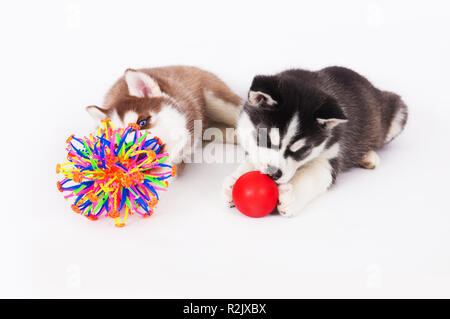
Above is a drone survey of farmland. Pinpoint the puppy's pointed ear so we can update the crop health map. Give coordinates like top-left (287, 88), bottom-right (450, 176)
top-left (247, 75), bottom-right (280, 106)
top-left (86, 105), bottom-right (108, 121)
top-left (315, 97), bottom-right (348, 129)
top-left (248, 90), bottom-right (277, 106)
top-left (124, 69), bottom-right (161, 98)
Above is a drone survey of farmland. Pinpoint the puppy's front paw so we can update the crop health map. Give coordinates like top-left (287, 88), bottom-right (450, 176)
top-left (277, 183), bottom-right (297, 217)
top-left (222, 175), bottom-right (236, 208)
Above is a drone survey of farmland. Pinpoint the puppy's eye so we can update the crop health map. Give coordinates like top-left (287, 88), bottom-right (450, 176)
top-left (137, 117), bottom-right (150, 128)
top-left (300, 146), bottom-right (312, 154)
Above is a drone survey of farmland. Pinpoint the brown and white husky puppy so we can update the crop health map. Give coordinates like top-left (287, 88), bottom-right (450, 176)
top-left (86, 66), bottom-right (242, 174)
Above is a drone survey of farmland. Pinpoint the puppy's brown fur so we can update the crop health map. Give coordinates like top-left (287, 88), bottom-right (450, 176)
top-left (99, 66), bottom-right (240, 132)
top-left (87, 65), bottom-right (242, 169)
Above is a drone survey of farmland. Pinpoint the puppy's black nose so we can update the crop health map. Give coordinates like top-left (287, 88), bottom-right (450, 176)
top-left (267, 165), bottom-right (282, 180)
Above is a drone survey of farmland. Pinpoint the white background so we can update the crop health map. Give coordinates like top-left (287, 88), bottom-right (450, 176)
top-left (1, 0), bottom-right (450, 298)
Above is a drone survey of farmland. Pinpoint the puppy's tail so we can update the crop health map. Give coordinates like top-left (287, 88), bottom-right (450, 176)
top-left (382, 91), bottom-right (408, 144)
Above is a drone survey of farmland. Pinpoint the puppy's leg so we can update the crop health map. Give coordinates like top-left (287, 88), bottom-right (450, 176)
top-left (359, 150), bottom-right (379, 169)
top-left (223, 160), bottom-right (255, 207)
top-left (278, 158), bottom-right (334, 217)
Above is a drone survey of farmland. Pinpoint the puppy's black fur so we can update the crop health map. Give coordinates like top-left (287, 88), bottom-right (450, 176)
top-left (244, 66), bottom-right (408, 180)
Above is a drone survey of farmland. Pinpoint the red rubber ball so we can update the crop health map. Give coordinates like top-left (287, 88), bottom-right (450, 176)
top-left (232, 171), bottom-right (279, 218)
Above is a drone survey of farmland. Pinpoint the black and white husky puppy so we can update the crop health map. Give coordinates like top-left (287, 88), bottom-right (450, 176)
top-left (224, 66), bottom-right (408, 217)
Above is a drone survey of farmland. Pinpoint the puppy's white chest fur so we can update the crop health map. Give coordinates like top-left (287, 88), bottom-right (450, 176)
top-left (115, 107), bottom-right (192, 165)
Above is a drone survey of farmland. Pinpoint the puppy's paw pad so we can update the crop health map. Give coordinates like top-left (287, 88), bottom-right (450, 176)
top-left (222, 176), bottom-right (237, 208)
top-left (277, 204), bottom-right (297, 217)
top-left (277, 183), bottom-right (297, 217)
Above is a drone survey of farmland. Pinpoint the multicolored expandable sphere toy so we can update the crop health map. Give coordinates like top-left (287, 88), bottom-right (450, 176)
top-left (56, 119), bottom-right (175, 227)
top-left (232, 171), bottom-right (279, 218)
